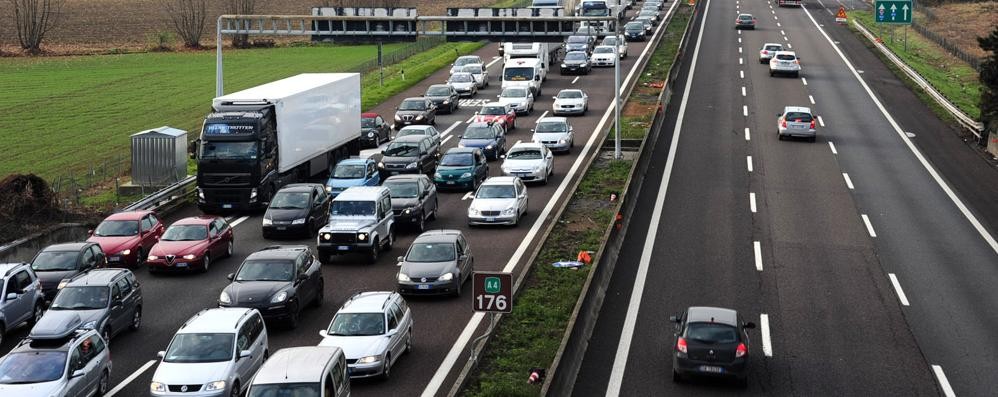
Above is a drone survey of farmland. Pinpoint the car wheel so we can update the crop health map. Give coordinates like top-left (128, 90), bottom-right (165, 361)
top-left (130, 307), bottom-right (142, 331)
top-left (417, 213), bottom-right (426, 232)
top-left (29, 303), bottom-right (44, 326)
top-left (369, 241), bottom-right (380, 263)
top-left (386, 228), bottom-right (395, 250)
top-left (98, 370), bottom-right (110, 396)
top-left (673, 370), bottom-right (682, 383)
top-left (201, 254), bottom-right (211, 273)
top-left (511, 118), bottom-right (516, 130)
top-left (313, 280), bottom-right (325, 307)
top-left (0, 325), bottom-right (5, 347)
top-left (405, 327), bottom-right (413, 354)
top-left (809, 136), bottom-right (817, 143)
top-left (381, 354), bottom-right (392, 380)
top-left (226, 240), bottom-right (234, 258)
top-left (101, 326), bottom-right (111, 343)
top-left (229, 381), bottom-right (240, 397)
top-left (778, 133), bottom-right (785, 141)
top-left (429, 198), bottom-right (439, 220)
top-left (287, 304), bottom-right (300, 329)
top-left (135, 247), bottom-right (146, 268)
top-left (453, 275), bottom-right (462, 297)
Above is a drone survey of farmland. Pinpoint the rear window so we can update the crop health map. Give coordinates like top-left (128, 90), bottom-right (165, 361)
top-left (785, 112), bottom-right (813, 121)
top-left (738, 15), bottom-right (754, 20)
top-left (776, 54), bottom-right (796, 61)
top-left (685, 323), bottom-right (738, 344)
top-left (765, 45), bottom-right (782, 51)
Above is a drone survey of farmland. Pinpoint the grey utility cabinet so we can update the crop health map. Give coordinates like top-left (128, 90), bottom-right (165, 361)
top-left (131, 126), bottom-right (187, 186)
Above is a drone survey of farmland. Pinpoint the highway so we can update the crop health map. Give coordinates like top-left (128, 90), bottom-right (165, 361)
top-left (0, 4), bottom-right (669, 396)
top-left (574, 0), bottom-right (998, 396)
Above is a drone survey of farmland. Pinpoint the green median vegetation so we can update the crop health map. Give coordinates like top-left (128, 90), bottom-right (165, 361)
top-left (462, 5), bottom-right (694, 396)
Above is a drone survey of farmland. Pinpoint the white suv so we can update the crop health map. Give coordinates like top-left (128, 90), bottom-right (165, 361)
top-left (318, 291), bottom-right (413, 379)
top-left (150, 308), bottom-right (268, 397)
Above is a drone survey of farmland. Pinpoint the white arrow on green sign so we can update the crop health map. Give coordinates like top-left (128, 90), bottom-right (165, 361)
top-left (875, 0), bottom-right (912, 24)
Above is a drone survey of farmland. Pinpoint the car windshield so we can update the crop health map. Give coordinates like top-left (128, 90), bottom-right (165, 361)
top-left (594, 47), bottom-right (614, 54)
top-left (330, 200), bottom-right (376, 216)
top-left (463, 126), bottom-right (496, 139)
top-left (626, 22), bottom-right (644, 30)
top-left (507, 149), bottom-right (542, 160)
top-left (398, 100), bottom-right (426, 111)
top-left (440, 153), bottom-right (474, 166)
top-left (581, 7), bottom-right (608, 16)
top-left (501, 88), bottom-right (528, 98)
top-left (406, 242), bottom-right (456, 262)
top-left (565, 52), bottom-right (587, 61)
top-left (535, 122), bottom-right (568, 133)
top-left (454, 57), bottom-right (478, 67)
top-left (567, 36), bottom-right (588, 43)
top-left (385, 182), bottom-right (419, 199)
top-left (361, 117), bottom-right (377, 128)
top-left (200, 141), bottom-right (258, 160)
top-left (49, 286), bottom-right (109, 310)
top-left (450, 74), bottom-right (473, 83)
top-left (776, 54), bottom-right (796, 60)
top-left (462, 65), bottom-right (483, 74)
top-left (333, 164), bottom-right (366, 179)
top-left (480, 106), bottom-right (507, 115)
top-left (270, 192), bottom-right (310, 210)
top-left (326, 313), bottom-right (385, 336)
top-left (785, 112), bottom-right (814, 122)
top-left (93, 220), bottom-right (138, 237)
top-left (164, 333), bottom-right (235, 363)
top-left (236, 260), bottom-right (294, 282)
top-left (686, 323), bottom-right (738, 344)
top-left (0, 351), bottom-right (67, 384)
top-left (558, 91), bottom-right (583, 99)
top-left (641, 11), bottom-right (657, 16)
top-left (31, 251), bottom-right (78, 271)
top-left (477, 184), bottom-right (515, 199)
top-left (602, 38), bottom-right (618, 45)
top-left (384, 142), bottom-right (420, 157)
top-left (427, 86), bottom-right (451, 96)
top-left (248, 383), bottom-right (320, 397)
top-left (397, 129), bottom-right (427, 138)
top-left (161, 225), bottom-right (207, 241)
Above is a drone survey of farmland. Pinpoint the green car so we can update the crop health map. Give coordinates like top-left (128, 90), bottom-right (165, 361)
top-left (434, 148), bottom-right (489, 191)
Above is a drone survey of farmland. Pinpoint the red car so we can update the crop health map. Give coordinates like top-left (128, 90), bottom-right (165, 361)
top-left (474, 102), bottom-right (517, 132)
top-left (87, 210), bottom-right (165, 268)
top-left (147, 216), bottom-right (234, 273)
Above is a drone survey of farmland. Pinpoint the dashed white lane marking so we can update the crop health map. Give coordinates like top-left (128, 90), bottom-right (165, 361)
top-left (738, 30), bottom-right (742, 35)
top-left (829, 141), bottom-right (838, 154)
top-left (750, 192), bottom-right (757, 213)
top-left (781, 29), bottom-right (786, 35)
top-left (514, 140), bottom-right (521, 145)
top-left (742, 86), bottom-right (747, 96)
top-left (745, 127), bottom-right (751, 141)
top-left (743, 105), bottom-right (748, 117)
top-left (572, 76), bottom-right (580, 84)
top-left (230, 216), bottom-right (249, 227)
top-left (739, 57), bottom-right (743, 65)
top-left (861, 214), bottom-right (878, 238)
top-left (809, 95), bottom-right (816, 104)
top-left (740, 70), bottom-right (745, 79)
top-left (817, 115), bottom-right (825, 127)
top-left (538, 110), bottom-right (549, 120)
top-left (842, 173), bottom-right (855, 189)
top-left (784, 36), bottom-right (789, 42)
top-left (753, 241), bottom-right (763, 271)
top-left (738, 37), bottom-right (742, 43)
top-left (760, 314), bottom-right (773, 356)
top-left (774, 15), bottom-right (779, 20)
top-left (441, 121), bottom-right (462, 136)
top-left (461, 191), bottom-right (474, 200)
top-left (787, 43), bottom-right (793, 49)
top-left (772, 9), bottom-right (776, 14)
top-left (777, 22), bottom-right (782, 27)
top-left (888, 273), bottom-right (911, 306)
top-left (442, 135), bottom-right (454, 144)
top-left (466, 115), bottom-right (475, 123)
top-left (738, 46), bottom-right (743, 53)
top-left (932, 365), bottom-right (956, 397)
top-left (802, 77), bottom-right (808, 85)
top-left (747, 156), bottom-right (754, 172)
top-left (486, 56), bottom-right (503, 68)
top-left (106, 360), bottom-right (157, 397)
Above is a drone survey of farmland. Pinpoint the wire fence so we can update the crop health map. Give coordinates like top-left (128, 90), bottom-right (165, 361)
top-left (910, 21), bottom-right (983, 71)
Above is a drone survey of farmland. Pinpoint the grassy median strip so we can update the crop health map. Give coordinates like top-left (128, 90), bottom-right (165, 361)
top-left (851, 11), bottom-right (982, 119)
top-left (462, 6), bottom-right (693, 396)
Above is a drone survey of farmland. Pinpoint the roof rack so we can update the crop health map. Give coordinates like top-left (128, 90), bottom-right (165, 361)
top-left (180, 309), bottom-right (210, 329)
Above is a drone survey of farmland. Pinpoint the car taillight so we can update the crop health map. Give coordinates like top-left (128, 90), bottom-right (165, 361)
top-left (676, 337), bottom-right (688, 353)
top-left (794, 60), bottom-right (800, 64)
top-left (762, 50), bottom-right (768, 55)
top-left (781, 119), bottom-right (787, 128)
top-left (810, 120), bottom-right (816, 129)
top-left (735, 343), bottom-right (747, 358)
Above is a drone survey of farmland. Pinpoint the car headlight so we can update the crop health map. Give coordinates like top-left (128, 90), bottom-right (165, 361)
top-left (205, 380), bottom-right (226, 391)
top-left (147, 255), bottom-right (159, 260)
top-left (486, 144), bottom-right (495, 150)
top-left (559, 139), bottom-right (568, 144)
top-left (197, 188), bottom-right (205, 200)
top-left (415, 115), bottom-right (424, 120)
top-left (378, 162), bottom-right (385, 169)
top-left (219, 291), bottom-right (231, 304)
top-left (358, 233), bottom-right (368, 241)
top-left (249, 188), bottom-right (257, 199)
top-left (403, 208), bottom-right (412, 214)
top-left (321, 233), bottom-right (332, 241)
top-left (440, 272), bottom-right (454, 281)
top-left (357, 355), bottom-right (380, 364)
top-left (461, 172), bottom-right (472, 178)
top-left (394, 114), bottom-right (402, 120)
top-left (262, 218), bottom-right (272, 226)
top-left (183, 254), bottom-right (196, 260)
top-left (468, 207), bottom-right (481, 216)
top-left (443, 100), bottom-right (450, 104)
top-left (534, 165), bottom-right (544, 171)
top-left (292, 218), bottom-right (306, 225)
top-left (58, 279), bottom-right (70, 289)
top-left (368, 132), bottom-right (375, 138)
top-left (397, 272), bottom-right (409, 282)
top-left (271, 291), bottom-right (288, 303)
top-left (502, 207), bottom-right (517, 215)
top-left (561, 63), bottom-right (567, 67)
top-left (325, 186), bottom-right (332, 192)
top-left (81, 320), bottom-right (97, 330)
top-left (434, 172), bottom-right (442, 179)
top-left (151, 382), bottom-right (166, 393)
top-left (406, 162), bottom-right (417, 169)
top-left (120, 249), bottom-right (131, 256)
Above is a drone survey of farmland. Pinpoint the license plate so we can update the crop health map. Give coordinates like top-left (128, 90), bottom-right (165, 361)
top-left (390, 172), bottom-right (399, 176)
top-left (699, 365), bottom-right (724, 374)
top-left (418, 284), bottom-right (430, 290)
top-left (175, 262), bottom-right (187, 267)
top-left (446, 181), bottom-right (455, 185)
top-left (222, 204), bottom-right (233, 209)
top-left (515, 173), bottom-right (530, 177)
top-left (109, 256), bottom-right (121, 262)
top-left (338, 246), bottom-right (350, 251)
top-left (277, 226), bottom-right (286, 230)
top-left (486, 217), bottom-right (495, 222)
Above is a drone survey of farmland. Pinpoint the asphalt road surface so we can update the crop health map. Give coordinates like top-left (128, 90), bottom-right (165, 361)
top-left (574, 0), bottom-right (998, 396)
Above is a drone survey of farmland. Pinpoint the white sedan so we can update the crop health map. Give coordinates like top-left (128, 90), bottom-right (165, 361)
top-left (501, 142), bottom-right (554, 184)
top-left (591, 45), bottom-right (618, 67)
top-left (497, 86), bottom-right (535, 115)
top-left (552, 89), bottom-right (589, 116)
top-left (467, 176), bottom-right (529, 226)
top-left (601, 35), bottom-right (629, 58)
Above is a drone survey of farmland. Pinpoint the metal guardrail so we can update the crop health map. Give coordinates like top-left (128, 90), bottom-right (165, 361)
top-left (853, 20), bottom-right (985, 139)
top-left (122, 175), bottom-right (197, 213)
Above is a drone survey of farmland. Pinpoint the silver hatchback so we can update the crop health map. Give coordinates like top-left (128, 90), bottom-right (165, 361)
top-left (318, 291), bottom-right (413, 379)
top-left (777, 106), bottom-right (817, 141)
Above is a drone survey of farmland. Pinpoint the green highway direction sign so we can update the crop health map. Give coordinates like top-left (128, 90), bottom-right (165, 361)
top-left (875, 0), bottom-right (913, 25)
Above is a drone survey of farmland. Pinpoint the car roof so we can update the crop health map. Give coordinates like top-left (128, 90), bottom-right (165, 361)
top-left (483, 176), bottom-right (519, 185)
top-left (402, 97), bottom-right (428, 102)
top-left (335, 186), bottom-right (389, 201)
top-left (537, 116), bottom-right (569, 123)
top-left (245, 245), bottom-right (308, 261)
top-left (399, 125), bottom-right (433, 131)
top-left (594, 45), bottom-right (615, 49)
top-left (686, 306), bottom-right (738, 326)
top-left (361, 112), bottom-right (380, 118)
top-left (774, 51), bottom-right (797, 56)
top-left (783, 106), bottom-right (812, 113)
top-left (0, 263), bottom-right (28, 277)
top-left (763, 42), bottom-right (783, 47)
top-left (42, 242), bottom-right (91, 252)
top-left (451, 72), bottom-right (473, 77)
top-left (65, 268), bottom-right (128, 286)
top-left (457, 55), bottom-right (481, 60)
top-left (281, 183), bottom-right (323, 192)
top-left (428, 84), bottom-right (451, 89)
top-left (445, 147), bottom-right (479, 155)
top-left (338, 291), bottom-right (395, 314)
top-left (337, 158), bottom-right (371, 166)
top-left (392, 135), bottom-right (428, 143)
top-left (180, 307), bottom-right (255, 334)
top-left (509, 142), bottom-right (546, 151)
top-left (103, 210), bottom-right (152, 221)
top-left (172, 216), bottom-right (218, 226)
top-left (252, 347), bottom-right (342, 384)
top-left (384, 174), bottom-right (426, 183)
top-left (413, 230), bottom-right (461, 244)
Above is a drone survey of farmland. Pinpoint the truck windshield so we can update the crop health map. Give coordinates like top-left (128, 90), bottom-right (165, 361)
top-left (503, 68), bottom-right (534, 82)
top-left (581, 7), bottom-right (609, 16)
top-left (201, 142), bottom-right (258, 160)
top-left (384, 143), bottom-right (420, 157)
top-left (330, 201), bottom-right (376, 216)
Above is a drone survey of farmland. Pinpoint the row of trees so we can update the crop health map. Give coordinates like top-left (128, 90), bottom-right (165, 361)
top-left (979, 27), bottom-right (998, 149)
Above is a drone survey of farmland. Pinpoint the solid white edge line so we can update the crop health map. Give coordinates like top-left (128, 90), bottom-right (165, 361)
top-left (817, 115), bottom-right (825, 127)
top-left (750, 192), bottom-right (757, 213)
top-left (441, 121), bottom-right (462, 136)
top-left (605, 0), bottom-right (707, 395)
top-left (745, 127), bottom-right (751, 141)
top-left (743, 105), bottom-right (748, 117)
top-left (862, 214), bottom-right (878, 238)
top-left (753, 241), bottom-right (763, 271)
top-left (426, 2), bottom-right (682, 395)
top-left (932, 365), bottom-right (957, 397)
top-left (843, 173), bottom-right (855, 189)
top-left (229, 216), bottom-right (249, 227)
top-left (828, 141), bottom-right (838, 154)
top-left (888, 273), bottom-right (911, 306)
top-left (106, 359), bottom-right (157, 397)
top-left (747, 156), bottom-right (753, 172)
top-left (466, 115), bottom-right (475, 123)
top-left (442, 135), bottom-right (454, 144)
top-left (514, 139), bottom-right (521, 145)
top-left (802, 4), bottom-right (998, 254)
top-left (760, 314), bottom-right (773, 357)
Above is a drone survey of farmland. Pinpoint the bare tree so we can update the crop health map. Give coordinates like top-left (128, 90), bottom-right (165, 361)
top-left (8, 0), bottom-right (64, 54)
top-left (164, 0), bottom-right (207, 48)
top-left (225, 0), bottom-right (255, 48)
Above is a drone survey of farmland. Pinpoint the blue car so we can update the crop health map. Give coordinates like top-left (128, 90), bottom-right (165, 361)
top-left (325, 158), bottom-right (381, 197)
top-left (458, 122), bottom-right (507, 160)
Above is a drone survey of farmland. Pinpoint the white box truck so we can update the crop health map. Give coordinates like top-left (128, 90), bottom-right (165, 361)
top-left (196, 73), bottom-right (361, 212)
top-left (503, 42), bottom-right (558, 69)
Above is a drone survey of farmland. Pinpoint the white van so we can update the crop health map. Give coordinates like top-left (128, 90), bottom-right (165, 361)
top-left (503, 42), bottom-right (554, 69)
top-left (502, 58), bottom-right (546, 96)
top-left (247, 346), bottom-right (350, 397)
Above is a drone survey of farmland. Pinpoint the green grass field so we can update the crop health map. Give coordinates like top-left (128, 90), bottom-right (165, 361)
top-left (0, 44), bottom-right (408, 180)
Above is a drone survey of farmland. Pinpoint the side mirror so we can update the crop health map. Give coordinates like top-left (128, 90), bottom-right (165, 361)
top-left (239, 350), bottom-right (252, 359)
top-left (534, 75), bottom-right (541, 81)
top-left (497, 95), bottom-right (501, 98)
top-left (530, 129), bottom-right (535, 132)
top-left (71, 369), bottom-right (86, 378)
top-left (397, 256), bottom-right (404, 263)
top-left (157, 351), bottom-right (166, 359)
top-left (744, 321), bottom-right (757, 329)
top-left (474, 111), bottom-right (479, 115)
top-left (88, 229), bottom-right (94, 236)
top-left (319, 329), bottom-right (328, 337)
top-left (499, 154), bottom-right (506, 159)
top-left (386, 328), bottom-right (398, 337)
top-left (297, 273), bottom-right (308, 282)
top-left (669, 315), bottom-right (680, 323)
top-left (459, 254), bottom-right (469, 261)
top-left (226, 273), bottom-right (235, 281)
top-left (552, 97), bottom-right (558, 100)
top-left (5, 292), bottom-right (17, 301)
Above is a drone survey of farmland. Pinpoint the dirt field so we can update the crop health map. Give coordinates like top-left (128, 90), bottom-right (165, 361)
top-left (920, 2), bottom-right (998, 59)
top-left (0, 0), bottom-right (499, 54)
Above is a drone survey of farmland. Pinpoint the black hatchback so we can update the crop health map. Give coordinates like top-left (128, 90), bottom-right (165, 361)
top-left (30, 242), bottom-right (105, 301)
top-left (262, 183), bottom-right (330, 238)
top-left (671, 306), bottom-right (756, 387)
top-left (218, 245), bottom-right (324, 329)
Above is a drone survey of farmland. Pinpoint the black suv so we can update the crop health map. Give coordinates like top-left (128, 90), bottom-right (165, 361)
top-left (380, 135), bottom-right (440, 176)
top-left (425, 84), bottom-right (460, 114)
top-left (30, 242), bottom-right (105, 301)
top-left (393, 97), bottom-right (437, 130)
top-left (384, 174), bottom-right (439, 232)
top-left (262, 183), bottom-right (331, 238)
top-left (219, 246), bottom-right (324, 329)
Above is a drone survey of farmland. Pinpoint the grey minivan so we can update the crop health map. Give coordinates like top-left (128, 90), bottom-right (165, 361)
top-left (39, 268), bottom-right (142, 343)
top-left (247, 346), bottom-right (350, 397)
top-left (0, 263), bottom-right (45, 346)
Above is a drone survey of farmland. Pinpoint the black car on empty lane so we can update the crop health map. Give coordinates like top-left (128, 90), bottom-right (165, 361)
top-left (671, 306), bottom-right (756, 387)
top-left (218, 245), bottom-right (324, 329)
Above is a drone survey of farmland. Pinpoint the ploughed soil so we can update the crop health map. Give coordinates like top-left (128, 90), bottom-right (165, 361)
top-left (0, 174), bottom-right (93, 245)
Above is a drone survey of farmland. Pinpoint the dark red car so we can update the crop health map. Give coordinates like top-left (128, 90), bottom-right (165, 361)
top-left (147, 216), bottom-right (234, 273)
top-left (474, 102), bottom-right (517, 132)
top-left (87, 210), bottom-right (165, 268)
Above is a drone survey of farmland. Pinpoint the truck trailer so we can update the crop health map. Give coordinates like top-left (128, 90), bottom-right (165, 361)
top-left (196, 73), bottom-right (361, 212)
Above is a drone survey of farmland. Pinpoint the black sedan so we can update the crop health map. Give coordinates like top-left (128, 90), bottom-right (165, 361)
top-left (30, 242), bottom-right (105, 301)
top-left (560, 51), bottom-right (592, 75)
top-left (262, 183), bottom-right (330, 238)
top-left (219, 245), bottom-right (324, 329)
top-left (384, 174), bottom-right (439, 232)
top-left (671, 306), bottom-right (755, 387)
top-left (425, 84), bottom-right (460, 114)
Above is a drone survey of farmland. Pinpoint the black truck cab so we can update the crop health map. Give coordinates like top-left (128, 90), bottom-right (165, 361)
top-left (197, 108), bottom-right (280, 212)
